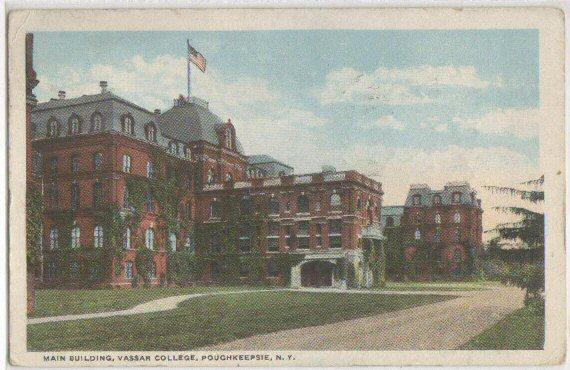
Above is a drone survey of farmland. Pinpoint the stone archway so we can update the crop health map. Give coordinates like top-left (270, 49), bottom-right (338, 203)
top-left (300, 260), bottom-right (335, 287)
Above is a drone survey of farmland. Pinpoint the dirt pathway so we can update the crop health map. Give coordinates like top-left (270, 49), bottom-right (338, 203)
top-left (203, 286), bottom-right (524, 350)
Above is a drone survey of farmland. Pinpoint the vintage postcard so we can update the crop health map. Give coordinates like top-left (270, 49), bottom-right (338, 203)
top-left (8, 7), bottom-right (566, 366)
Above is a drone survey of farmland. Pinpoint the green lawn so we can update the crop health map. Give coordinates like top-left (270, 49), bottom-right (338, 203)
top-left (382, 281), bottom-right (499, 292)
top-left (30, 286), bottom-right (270, 318)
top-left (461, 307), bottom-right (544, 350)
top-left (28, 291), bottom-right (452, 351)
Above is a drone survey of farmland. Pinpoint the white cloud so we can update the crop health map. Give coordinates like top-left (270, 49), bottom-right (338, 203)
top-left (452, 108), bottom-right (540, 139)
top-left (434, 123), bottom-right (448, 132)
top-left (315, 65), bottom-right (501, 106)
top-left (371, 115), bottom-right (405, 130)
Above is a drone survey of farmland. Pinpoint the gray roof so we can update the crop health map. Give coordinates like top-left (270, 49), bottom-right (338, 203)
top-left (34, 91), bottom-right (152, 114)
top-left (381, 206), bottom-right (405, 216)
top-left (157, 100), bottom-right (245, 154)
top-left (404, 182), bottom-right (480, 207)
top-left (247, 154), bottom-right (292, 168)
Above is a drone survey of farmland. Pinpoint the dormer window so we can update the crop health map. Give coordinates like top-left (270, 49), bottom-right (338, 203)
top-left (452, 192), bottom-right (462, 204)
top-left (433, 195), bottom-right (441, 205)
top-left (168, 141), bottom-right (178, 155)
top-left (435, 213), bottom-right (442, 224)
top-left (47, 119), bottom-right (59, 138)
top-left (225, 173), bottom-right (233, 182)
top-left (184, 145), bottom-right (191, 159)
top-left (121, 114), bottom-right (135, 135)
top-left (454, 212), bottom-right (461, 224)
top-left (414, 228), bottom-right (421, 240)
top-left (412, 194), bottom-right (421, 206)
top-left (145, 123), bottom-right (157, 142)
top-left (91, 112), bottom-right (102, 132)
top-left (69, 115), bottom-right (81, 135)
top-left (207, 169), bottom-right (215, 184)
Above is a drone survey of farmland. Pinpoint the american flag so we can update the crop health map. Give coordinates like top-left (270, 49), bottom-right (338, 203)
top-left (187, 40), bottom-right (206, 73)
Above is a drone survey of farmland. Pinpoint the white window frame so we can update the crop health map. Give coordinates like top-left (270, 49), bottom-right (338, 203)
top-left (123, 154), bottom-right (131, 173)
top-left (49, 226), bottom-right (59, 249)
top-left (93, 225), bottom-right (104, 248)
top-left (145, 228), bottom-right (155, 250)
top-left (169, 232), bottom-right (177, 252)
top-left (124, 227), bottom-right (132, 250)
top-left (71, 225), bottom-right (81, 249)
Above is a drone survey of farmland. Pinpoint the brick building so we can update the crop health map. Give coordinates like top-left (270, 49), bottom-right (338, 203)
top-left (29, 83), bottom-right (384, 289)
top-left (385, 182), bottom-right (483, 280)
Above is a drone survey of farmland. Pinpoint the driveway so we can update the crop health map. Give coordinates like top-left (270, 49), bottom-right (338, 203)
top-left (203, 285), bottom-right (525, 350)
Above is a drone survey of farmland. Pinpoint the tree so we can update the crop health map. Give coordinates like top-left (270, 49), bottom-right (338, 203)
top-left (485, 176), bottom-right (544, 309)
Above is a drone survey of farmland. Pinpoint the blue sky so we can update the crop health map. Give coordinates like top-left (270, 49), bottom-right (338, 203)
top-left (33, 30), bottom-right (541, 232)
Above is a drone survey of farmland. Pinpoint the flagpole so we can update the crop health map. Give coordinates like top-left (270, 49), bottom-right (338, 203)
top-left (187, 39), bottom-right (192, 99)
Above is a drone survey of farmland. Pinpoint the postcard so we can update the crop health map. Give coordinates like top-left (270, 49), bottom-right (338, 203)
top-left (7, 7), bottom-right (566, 366)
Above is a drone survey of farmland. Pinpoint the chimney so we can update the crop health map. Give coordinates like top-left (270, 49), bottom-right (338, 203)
top-left (99, 81), bottom-right (108, 93)
top-left (154, 109), bottom-right (161, 115)
top-left (58, 90), bottom-right (66, 99)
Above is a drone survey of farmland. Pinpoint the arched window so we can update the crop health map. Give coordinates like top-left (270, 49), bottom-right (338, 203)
top-left (452, 192), bottom-right (462, 204)
top-left (121, 114), bottom-right (135, 135)
top-left (49, 226), bottom-right (59, 249)
top-left (93, 152), bottom-right (103, 171)
top-left (297, 195), bottom-right (309, 213)
top-left (330, 192), bottom-right (341, 211)
top-left (69, 115), bottom-right (81, 135)
top-left (47, 119), bottom-right (59, 138)
top-left (412, 194), bottom-right (422, 206)
top-left (71, 224), bottom-right (81, 249)
top-left (357, 197), bottom-right (363, 210)
top-left (414, 228), bottom-right (421, 241)
top-left (91, 112), bottom-right (103, 132)
top-left (168, 141), bottom-right (178, 155)
top-left (169, 232), bottom-right (177, 252)
top-left (433, 195), bottom-right (441, 205)
top-left (385, 216), bottom-right (394, 227)
top-left (93, 182), bottom-right (103, 208)
top-left (184, 145), bottom-right (191, 158)
top-left (146, 161), bottom-right (154, 178)
top-left (207, 169), bottom-right (215, 184)
top-left (435, 213), bottom-right (442, 224)
top-left (145, 228), bottom-right (155, 250)
top-left (71, 182), bottom-right (80, 211)
top-left (145, 123), bottom-right (156, 142)
top-left (123, 155), bottom-right (131, 173)
top-left (225, 129), bottom-right (233, 149)
top-left (124, 227), bottom-right (131, 249)
top-left (454, 212), bottom-right (461, 224)
top-left (210, 199), bottom-right (221, 218)
top-left (93, 225), bottom-right (104, 248)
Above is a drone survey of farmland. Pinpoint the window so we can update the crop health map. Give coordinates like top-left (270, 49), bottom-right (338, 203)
top-left (45, 262), bottom-right (57, 280)
top-left (49, 226), bottom-right (59, 249)
top-left (298, 221), bottom-right (310, 236)
top-left (71, 155), bottom-right (79, 174)
top-left (267, 260), bottom-right (279, 277)
top-left (184, 145), bottom-right (191, 158)
top-left (453, 250), bottom-right (462, 263)
top-left (297, 195), bottom-right (309, 213)
top-left (69, 115), bottom-right (81, 135)
top-left (145, 228), bottom-right (155, 250)
top-left (169, 232), bottom-right (177, 252)
top-left (123, 186), bottom-right (130, 208)
top-left (145, 161), bottom-right (154, 179)
top-left (454, 228), bottom-right (461, 243)
top-left (184, 235), bottom-right (195, 254)
top-left (124, 228), bottom-right (131, 249)
top-left (329, 235), bottom-right (342, 249)
top-left (452, 192), bottom-right (462, 204)
top-left (71, 225), bottom-right (81, 249)
top-left (93, 182), bottom-right (103, 208)
top-left (121, 115), bottom-right (135, 135)
top-left (210, 199), bottom-right (221, 218)
top-left (413, 194), bottom-right (422, 206)
top-left (49, 156), bottom-right (58, 177)
top-left (225, 173), bottom-right (233, 182)
top-left (433, 195), bottom-right (441, 205)
top-left (48, 183), bottom-right (59, 208)
top-left (385, 216), bottom-right (394, 227)
top-left (207, 169), bottom-right (215, 184)
top-left (32, 152), bottom-right (42, 178)
top-left (91, 113), bottom-right (102, 132)
top-left (454, 212), bottom-right (461, 224)
top-left (71, 262), bottom-right (80, 278)
top-left (240, 197), bottom-right (252, 215)
top-left (435, 213), bottom-right (442, 224)
top-left (47, 119), bottom-right (59, 138)
top-left (329, 219), bottom-right (342, 235)
top-left (93, 153), bottom-right (102, 171)
top-left (315, 223), bottom-right (323, 247)
top-left (146, 191), bottom-right (155, 212)
top-left (225, 129), bottom-right (233, 149)
top-left (93, 225), bottom-right (104, 248)
top-left (357, 197), bottom-right (363, 210)
top-left (414, 228), bottom-right (421, 240)
top-left (434, 227), bottom-right (442, 242)
top-left (125, 261), bottom-right (134, 280)
top-left (122, 155), bottom-right (131, 173)
top-left (267, 237), bottom-right (279, 252)
top-left (330, 192), bottom-right (341, 211)
top-left (267, 197), bottom-right (279, 215)
top-left (284, 225), bottom-right (295, 247)
top-left (168, 141), bottom-right (178, 155)
top-left (145, 123), bottom-right (156, 142)
top-left (211, 234), bottom-right (222, 253)
top-left (71, 183), bottom-right (80, 210)
top-left (238, 225), bottom-right (251, 253)
top-left (314, 200), bottom-right (321, 212)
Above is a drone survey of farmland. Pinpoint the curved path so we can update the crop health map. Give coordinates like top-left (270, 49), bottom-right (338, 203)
top-left (29, 287), bottom-right (476, 325)
top-left (203, 285), bottom-right (525, 350)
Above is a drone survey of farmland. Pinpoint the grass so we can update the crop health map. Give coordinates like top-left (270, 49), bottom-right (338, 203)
top-left (28, 290), bottom-right (452, 351)
top-left (461, 306), bottom-right (544, 350)
top-left (30, 286), bottom-right (270, 318)
top-left (382, 281), bottom-right (499, 292)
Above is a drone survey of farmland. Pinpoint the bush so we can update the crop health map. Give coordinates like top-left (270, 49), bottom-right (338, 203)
top-left (499, 261), bottom-right (544, 309)
top-left (131, 274), bottom-right (140, 288)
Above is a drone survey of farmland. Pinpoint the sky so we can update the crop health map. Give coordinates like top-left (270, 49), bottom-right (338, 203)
top-left (33, 30), bottom-right (541, 238)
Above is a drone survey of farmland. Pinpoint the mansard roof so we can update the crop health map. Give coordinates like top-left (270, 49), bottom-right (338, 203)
top-left (247, 154), bottom-right (293, 168)
top-left (34, 91), bottom-right (152, 114)
top-left (404, 181), bottom-right (480, 207)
